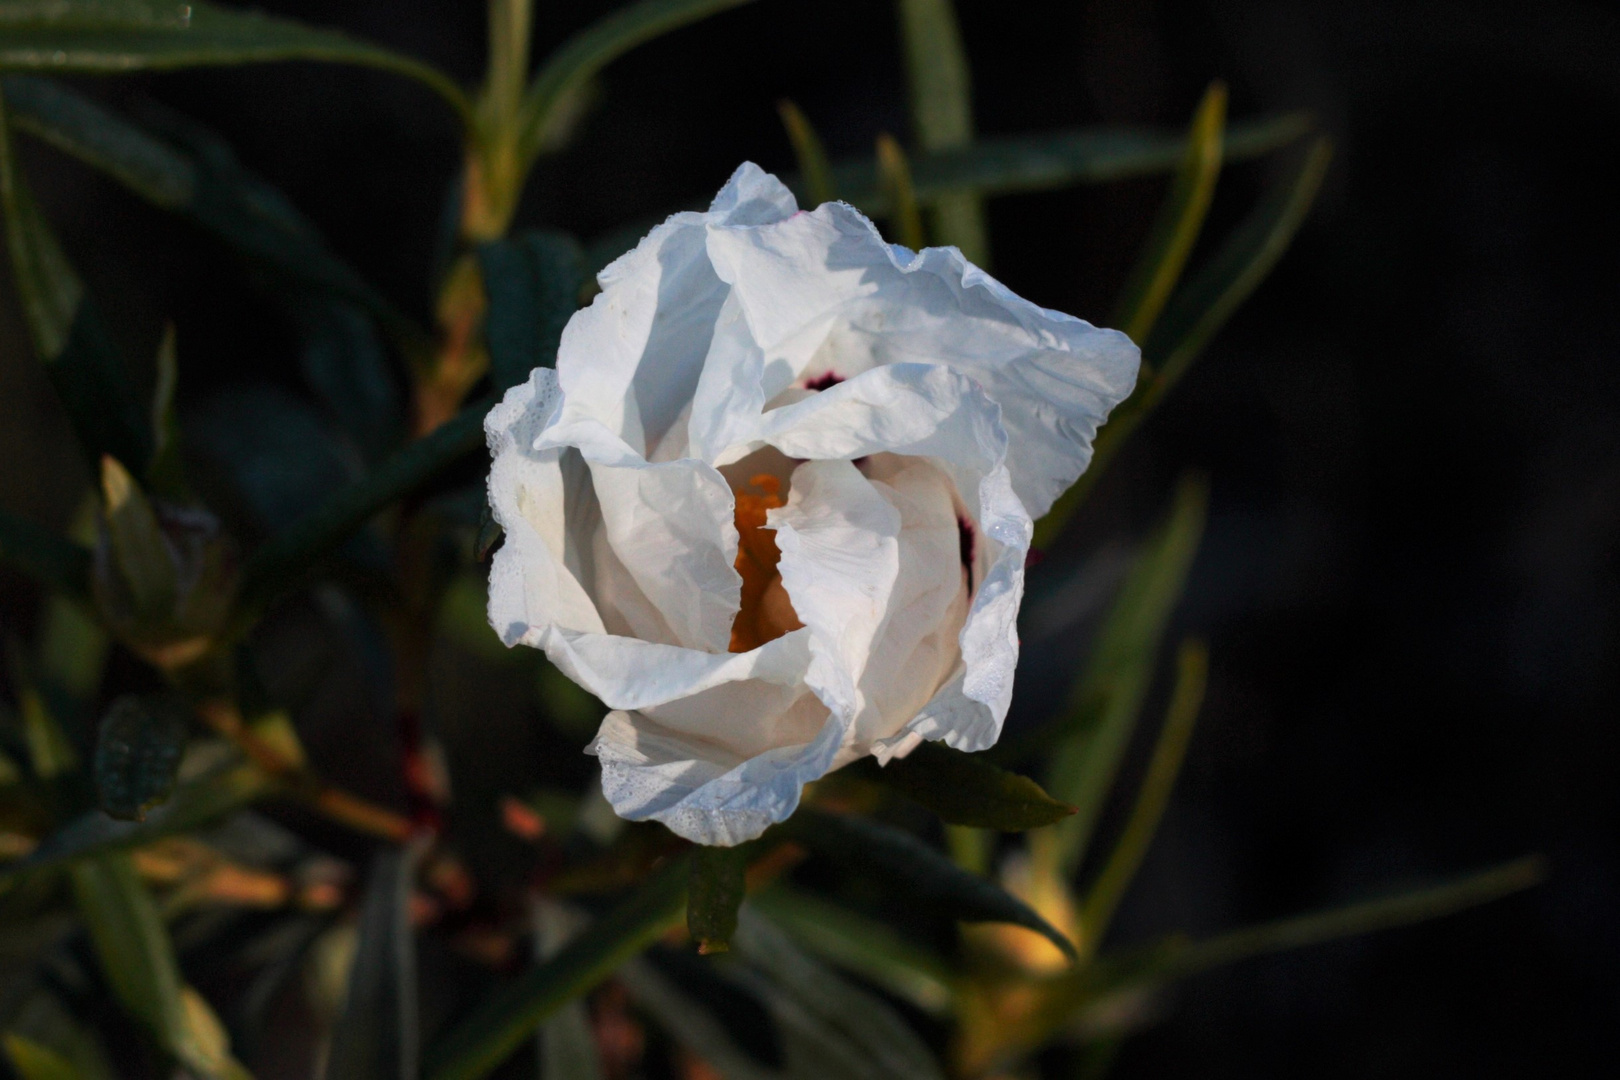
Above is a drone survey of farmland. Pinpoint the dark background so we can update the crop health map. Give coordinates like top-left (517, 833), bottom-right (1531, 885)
top-left (2, 1), bottom-right (1616, 1076)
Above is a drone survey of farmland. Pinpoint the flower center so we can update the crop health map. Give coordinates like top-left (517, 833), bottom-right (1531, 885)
top-left (729, 473), bottom-right (804, 652)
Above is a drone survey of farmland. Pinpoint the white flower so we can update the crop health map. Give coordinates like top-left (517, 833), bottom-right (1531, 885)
top-left (486, 163), bottom-right (1138, 845)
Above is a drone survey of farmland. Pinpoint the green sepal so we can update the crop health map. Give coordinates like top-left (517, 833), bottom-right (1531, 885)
top-left (686, 843), bottom-right (747, 954)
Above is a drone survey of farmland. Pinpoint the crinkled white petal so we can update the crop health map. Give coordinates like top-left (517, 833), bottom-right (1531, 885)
top-left (770, 459), bottom-right (902, 729)
top-left (705, 197), bottom-right (1139, 517)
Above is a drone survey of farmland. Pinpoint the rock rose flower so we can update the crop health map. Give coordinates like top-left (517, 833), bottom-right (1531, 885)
top-left (486, 163), bottom-right (1138, 845)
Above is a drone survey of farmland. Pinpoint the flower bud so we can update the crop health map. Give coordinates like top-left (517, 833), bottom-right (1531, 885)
top-left (92, 456), bottom-right (238, 670)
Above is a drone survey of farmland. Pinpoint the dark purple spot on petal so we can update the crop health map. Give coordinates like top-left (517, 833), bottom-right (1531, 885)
top-left (804, 371), bottom-right (843, 391)
top-left (958, 514), bottom-right (976, 592)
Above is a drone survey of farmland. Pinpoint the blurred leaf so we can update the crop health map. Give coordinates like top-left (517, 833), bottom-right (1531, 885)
top-left (2, 76), bottom-right (430, 354)
top-left (3, 759), bottom-right (270, 882)
top-left (15, 678), bottom-right (77, 780)
top-left (530, 900), bottom-right (604, 1080)
top-left (327, 841), bottom-right (423, 1080)
top-left (69, 852), bottom-right (250, 1078)
top-left (850, 741), bottom-right (1075, 830)
top-left (896, 0), bottom-right (987, 263)
top-left (1161, 856), bottom-right (1546, 978)
top-left (732, 911), bottom-right (947, 1080)
top-left (777, 809), bottom-right (1076, 962)
top-left (1113, 82), bottom-right (1226, 344)
top-left (1033, 476), bottom-right (1207, 879)
top-left (145, 323), bottom-right (187, 497)
top-left (615, 957), bottom-right (780, 1080)
top-left (0, 86), bottom-right (152, 474)
top-left (687, 844), bottom-right (746, 954)
top-left (477, 229), bottom-right (585, 394)
top-left (98, 455), bottom-right (177, 616)
top-left (234, 398), bottom-right (489, 622)
top-left (1059, 139), bottom-right (1334, 516)
top-left (0, 508), bottom-right (91, 604)
top-left (750, 885), bottom-right (954, 1014)
top-left (516, 0), bottom-right (758, 168)
top-left (2, 1034), bottom-right (78, 1080)
top-left (816, 111), bottom-right (1311, 216)
top-left (875, 133), bottom-right (924, 250)
top-left (0, 1), bottom-right (470, 121)
top-left (424, 852), bottom-right (691, 1080)
top-left (294, 299), bottom-right (403, 462)
top-left (1079, 639), bottom-right (1207, 949)
top-left (777, 100), bottom-right (834, 206)
top-left (94, 694), bottom-right (187, 822)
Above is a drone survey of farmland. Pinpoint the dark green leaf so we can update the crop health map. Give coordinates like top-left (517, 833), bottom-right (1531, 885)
top-left (1, 85), bottom-right (152, 474)
top-left (0, 1), bottom-right (471, 122)
top-left (851, 741), bottom-right (1075, 831)
top-left (749, 886), bottom-right (954, 1014)
top-left (234, 398), bottom-right (489, 622)
top-left (816, 111), bottom-right (1312, 216)
top-left (687, 844), bottom-right (746, 954)
top-left (145, 324), bottom-right (186, 497)
top-left (3, 76), bottom-right (431, 355)
top-left (294, 299), bottom-right (403, 462)
top-left (516, 0), bottom-right (758, 169)
top-left (775, 809), bottom-right (1076, 962)
top-left (94, 694), bottom-right (187, 822)
top-left (477, 229), bottom-right (585, 394)
top-left (1036, 476), bottom-right (1207, 877)
top-left (326, 842), bottom-right (422, 1080)
top-left (424, 853), bottom-right (690, 1080)
top-left (896, 0), bottom-right (986, 263)
top-left (0, 507), bottom-right (91, 604)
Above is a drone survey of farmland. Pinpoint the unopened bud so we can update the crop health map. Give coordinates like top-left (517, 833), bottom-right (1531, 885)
top-left (92, 456), bottom-right (238, 670)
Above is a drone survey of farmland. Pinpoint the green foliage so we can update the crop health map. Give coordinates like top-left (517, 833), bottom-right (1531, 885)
top-left (2, 1034), bottom-right (79, 1080)
top-left (778, 809), bottom-right (1078, 961)
top-left (851, 740), bottom-right (1076, 830)
top-left (477, 229), bottom-right (586, 393)
top-left (0, 507), bottom-right (90, 604)
top-left (776, 99), bottom-right (835, 206)
top-left (326, 843), bottom-right (423, 1080)
top-left (0, 0), bottom-right (471, 120)
top-left (0, 86), bottom-right (151, 474)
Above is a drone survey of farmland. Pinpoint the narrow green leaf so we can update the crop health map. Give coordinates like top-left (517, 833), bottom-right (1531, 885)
top-left (0, 508), bottom-right (91, 604)
top-left (776, 100), bottom-right (834, 206)
top-left (1113, 81), bottom-right (1227, 344)
top-left (93, 694), bottom-right (188, 822)
top-left (750, 886), bottom-right (954, 1014)
top-left (896, 0), bottom-right (987, 263)
top-left (776, 809), bottom-right (1077, 962)
top-left (295, 299), bottom-right (403, 462)
top-left (3, 759), bottom-right (271, 882)
top-left (477, 229), bottom-right (585, 394)
top-left (68, 853), bottom-right (203, 1070)
top-left (875, 133), bottom-right (924, 251)
top-left (1036, 476), bottom-right (1207, 878)
top-left (687, 844), bottom-right (746, 954)
top-left (1078, 639), bottom-right (1208, 950)
top-left (144, 324), bottom-right (187, 497)
top-left (1058, 139), bottom-right (1333, 516)
top-left (816, 111), bottom-right (1312, 216)
top-left (0, 1), bottom-right (472, 123)
top-left (851, 741), bottom-right (1075, 831)
top-left (326, 842), bottom-right (422, 1080)
top-left (3, 76), bottom-right (431, 355)
top-left (531, 900), bottom-right (604, 1080)
top-left (235, 399), bottom-right (490, 621)
top-left (424, 853), bottom-right (690, 1080)
top-left (3, 1034), bottom-right (78, 1080)
top-left (0, 86), bottom-right (152, 474)
top-left (731, 911), bottom-right (947, 1080)
top-left (516, 0), bottom-right (757, 168)
top-left (15, 680), bottom-right (77, 779)
top-left (1165, 856), bottom-right (1547, 977)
